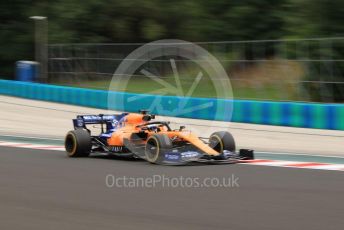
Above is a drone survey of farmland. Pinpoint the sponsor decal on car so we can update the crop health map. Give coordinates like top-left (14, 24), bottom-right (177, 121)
top-left (76, 118), bottom-right (84, 127)
top-left (180, 151), bottom-right (201, 161)
top-left (82, 115), bottom-right (117, 121)
top-left (164, 153), bottom-right (181, 161)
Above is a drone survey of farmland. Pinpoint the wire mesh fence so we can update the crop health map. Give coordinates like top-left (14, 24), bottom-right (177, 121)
top-left (48, 38), bottom-right (344, 102)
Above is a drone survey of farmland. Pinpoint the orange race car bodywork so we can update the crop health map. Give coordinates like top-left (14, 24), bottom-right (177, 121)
top-left (107, 113), bottom-right (218, 156)
top-left (66, 110), bottom-right (254, 164)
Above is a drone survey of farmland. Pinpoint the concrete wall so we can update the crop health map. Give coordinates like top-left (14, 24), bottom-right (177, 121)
top-left (1, 80), bottom-right (343, 130)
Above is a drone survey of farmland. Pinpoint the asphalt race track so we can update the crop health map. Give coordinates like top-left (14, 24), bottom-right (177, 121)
top-left (1, 146), bottom-right (343, 230)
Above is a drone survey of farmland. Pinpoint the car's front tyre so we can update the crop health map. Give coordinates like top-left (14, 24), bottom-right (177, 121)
top-left (209, 131), bottom-right (236, 153)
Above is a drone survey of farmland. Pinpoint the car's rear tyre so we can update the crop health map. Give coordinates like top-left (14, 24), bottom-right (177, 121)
top-left (145, 134), bottom-right (172, 164)
top-left (209, 131), bottom-right (236, 153)
top-left (65, 129), bottom-right (91, 157)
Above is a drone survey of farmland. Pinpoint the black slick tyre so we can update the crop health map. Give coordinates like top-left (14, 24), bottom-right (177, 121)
top-left (65, 129), bottom-right (91, 157)
top-left (209, 131), bottom-right (236, 153)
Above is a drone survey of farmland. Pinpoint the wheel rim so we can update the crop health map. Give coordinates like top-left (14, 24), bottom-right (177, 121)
top-left (65, 133), bottom-right (77, 155)
top-left (146, 138), bottom-right (159, 161)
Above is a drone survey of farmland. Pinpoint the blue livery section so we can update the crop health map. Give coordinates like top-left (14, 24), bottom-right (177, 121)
top-left (0, 79), bottom-right (343, 130)
top-left (73, 113), bottom-right (128, 138)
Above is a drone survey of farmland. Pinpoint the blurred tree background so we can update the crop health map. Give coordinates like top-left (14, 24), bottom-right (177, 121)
top-left (0, 0), bottom-right (343, 101)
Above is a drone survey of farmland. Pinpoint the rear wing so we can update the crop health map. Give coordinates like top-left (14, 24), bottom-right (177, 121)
top-left (73, 113), bottom-right (128, 129)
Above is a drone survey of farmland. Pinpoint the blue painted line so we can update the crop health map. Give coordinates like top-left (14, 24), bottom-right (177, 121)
top-left (326, 105), bottom-right (336, 130)
top-left (262, 102), bottom-right (270, 125)
top-left (241, 101), bottom-right (251, 123)
top-left (281, 103), bottom-right (290, 126)
top-left (303, 104), bottom-right (312, 128)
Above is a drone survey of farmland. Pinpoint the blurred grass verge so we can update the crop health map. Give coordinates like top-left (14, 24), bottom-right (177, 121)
top-left (50, 59), bottom-right (304, 101)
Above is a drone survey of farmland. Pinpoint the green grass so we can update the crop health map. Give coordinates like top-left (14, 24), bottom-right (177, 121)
top-left (51, 76), bottom-right (298, 100)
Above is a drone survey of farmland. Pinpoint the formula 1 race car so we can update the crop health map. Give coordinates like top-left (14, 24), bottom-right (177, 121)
top-left (64, 110), bottom-right (254, 164)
